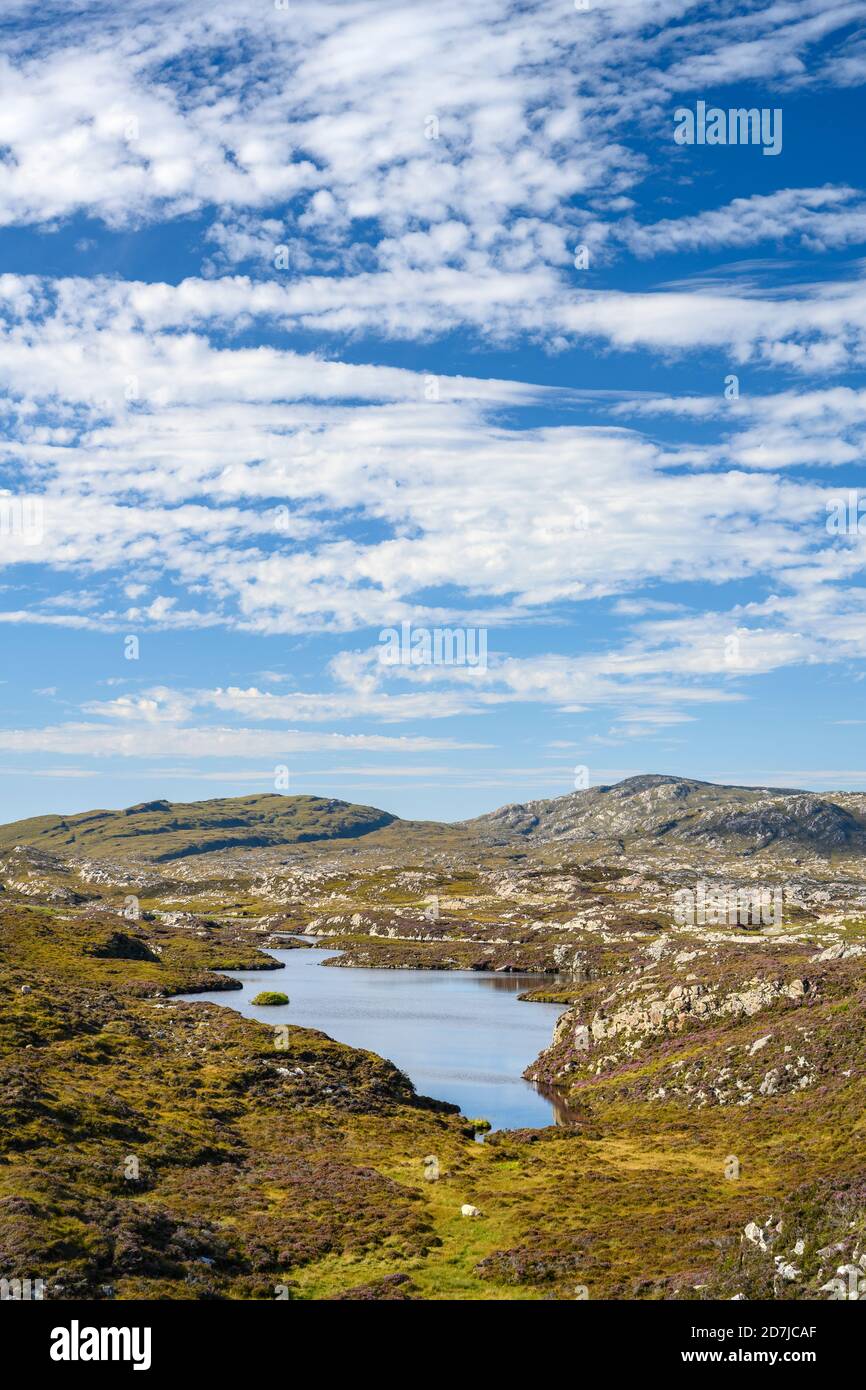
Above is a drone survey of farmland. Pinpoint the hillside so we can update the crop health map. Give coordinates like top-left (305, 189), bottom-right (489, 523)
top-left (3, 778), bottom-right (866, 1303)
top-left (466, 774), bottom-right (866, 858)
top-left (0, 794), bottom-right (399, 862)
top-left (2, 772), bottom-right (866, 1303)
top-left (3, 776), bottom-right (866, 867)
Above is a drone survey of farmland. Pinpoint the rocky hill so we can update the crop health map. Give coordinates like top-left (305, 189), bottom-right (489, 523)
top-left (466, 774), bottom-right (866, 859)
top-left (0, 794), bottom-right (398, 863)
top-left (3, 776), bottom-right (866, 868)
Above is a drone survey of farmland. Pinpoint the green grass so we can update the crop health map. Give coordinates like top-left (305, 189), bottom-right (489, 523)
top-left (3, 840), bottom-right (866, 1301)
top-left (0, 794), bottom-right (399, 862)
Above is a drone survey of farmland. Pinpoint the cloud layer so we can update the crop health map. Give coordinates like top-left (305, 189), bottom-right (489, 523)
top-left (1, 0), bottom-right (865, 799)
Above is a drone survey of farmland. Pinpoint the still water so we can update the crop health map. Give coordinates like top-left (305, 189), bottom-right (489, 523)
top-left (179, 945), bottom-right (568, 1131)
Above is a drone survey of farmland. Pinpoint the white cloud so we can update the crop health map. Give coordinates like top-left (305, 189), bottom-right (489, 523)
top-left (0, 0), bottom-right (861, 340)
top-left (2, 0), bottom-right (866, 783)
top-left (588, 187), bottom-right (866, 259)
top-left (0, 291), bottom-right (851, 642)
top-left (0, 721), bottom-right (480, 758)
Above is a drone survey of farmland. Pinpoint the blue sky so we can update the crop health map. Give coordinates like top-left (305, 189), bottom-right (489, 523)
top-left (1, 0), bottom-right (866, 824)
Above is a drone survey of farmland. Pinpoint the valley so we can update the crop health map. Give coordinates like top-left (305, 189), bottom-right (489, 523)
top-left (2, 775), bottom-right (866, 1301)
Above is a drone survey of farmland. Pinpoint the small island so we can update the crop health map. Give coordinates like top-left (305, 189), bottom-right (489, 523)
top-left (251, 990), bottom-right (289, 1006)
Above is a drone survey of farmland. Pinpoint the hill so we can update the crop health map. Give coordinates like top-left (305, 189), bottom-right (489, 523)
top-left (3, 775), bottom-right (866, 867)
top-left (465, 773), bottom-right (866, 858)
top-left (0, 794), bottom-right (398, 862)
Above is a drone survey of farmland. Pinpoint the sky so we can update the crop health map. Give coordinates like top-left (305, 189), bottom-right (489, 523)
top-left (1, 0), bottom-right (866, 825)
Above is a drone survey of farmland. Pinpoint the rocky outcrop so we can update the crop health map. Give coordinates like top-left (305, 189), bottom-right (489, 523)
top-left (527, 963), bottom-right (822, 1108)
top-left (587, 975), bottom-right (811, 1046)
top-left (691, 1178), bottom-right (866, 1301)
top-left (466, 774), bottom-right (866, 858)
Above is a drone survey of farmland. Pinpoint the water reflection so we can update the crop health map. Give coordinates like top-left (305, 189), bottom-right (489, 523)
top-left (179, 946), bottom-right (572, 1132)
top-left (535, 1082), bottom-right (584, 1128)
top-left (470, 972), bottom-right (544, 994)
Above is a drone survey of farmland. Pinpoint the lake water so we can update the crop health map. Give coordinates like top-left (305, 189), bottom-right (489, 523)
top-left (179, 945), bottom-right (568, 1131)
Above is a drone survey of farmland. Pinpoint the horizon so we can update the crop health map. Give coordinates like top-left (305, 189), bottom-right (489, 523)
top-left (0, 769), bottom-right (847, 830)
top-left (2, 1), bottom-right (866, 823)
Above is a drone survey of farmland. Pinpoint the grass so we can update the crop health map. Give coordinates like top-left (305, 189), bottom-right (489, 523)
top-left (0, 794), bottom-right (399, 862)
top-left (2, 850), bottom-right (866, 1301)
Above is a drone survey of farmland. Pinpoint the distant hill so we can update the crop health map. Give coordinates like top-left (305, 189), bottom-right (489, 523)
top-left (0, 794), bottom-right (398, 862)
top-left (465, 773), bottom-right (866, 857)
top-left (3, 775), bottom-right (865, 866)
